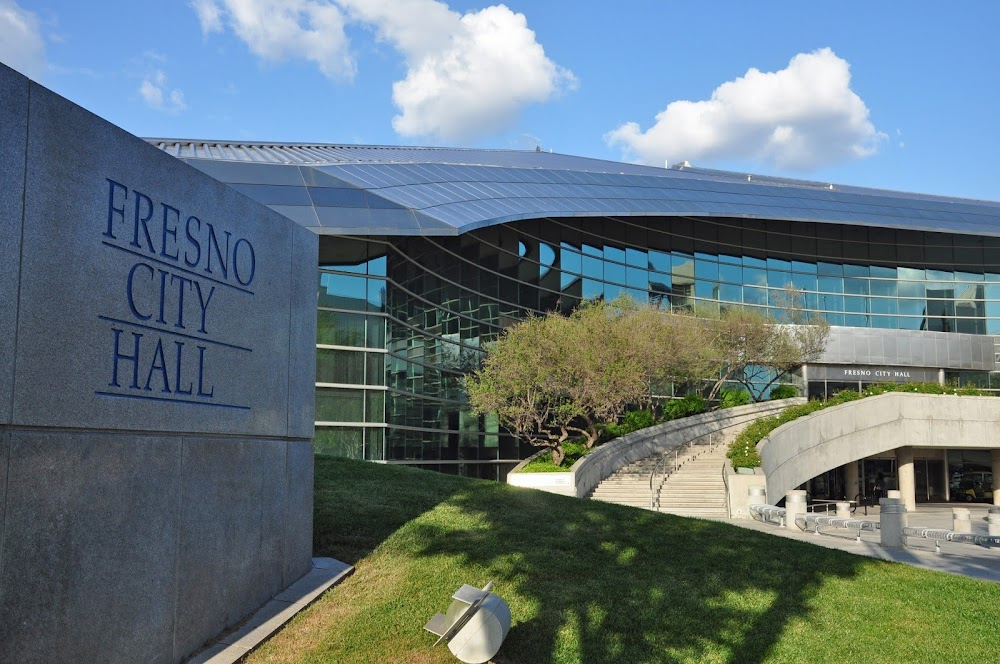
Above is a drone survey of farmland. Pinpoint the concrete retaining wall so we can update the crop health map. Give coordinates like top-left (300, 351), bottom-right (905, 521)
top-left (760, 392), bottom-right (1000, 501)
top-left (508, 399), bottom-right (804, 498)
top-left (0, 64), bottom-right (317, 663)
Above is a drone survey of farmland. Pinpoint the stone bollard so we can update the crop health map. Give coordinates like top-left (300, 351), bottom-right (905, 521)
top-left (836, 502), bottom-right (851, 518)
top-left (880, 496), bottom-right (907, 548)
top-left (886, 489), bottom-right (901, 500)
top-left (987, 507), bottom-right (1000, 537)
top-left (748, 486), bottom-right (766, 504)
top-left (952, 508), bottom-right (973, 534)
top-left (785, 490), bottom-right (808, 530)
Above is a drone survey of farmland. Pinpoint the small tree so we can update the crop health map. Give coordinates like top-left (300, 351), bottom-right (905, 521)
top-left (706, 290), bottom-right (829, 401)
top-left (466, 300), bottom-right (651, 466)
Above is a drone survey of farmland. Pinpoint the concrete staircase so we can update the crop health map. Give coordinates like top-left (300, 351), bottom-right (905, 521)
top-left (588, 439), bottom-right (730, 519)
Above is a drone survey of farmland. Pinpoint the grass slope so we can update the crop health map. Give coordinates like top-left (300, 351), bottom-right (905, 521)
top-left (250, 457), bottom-right (1000, 663)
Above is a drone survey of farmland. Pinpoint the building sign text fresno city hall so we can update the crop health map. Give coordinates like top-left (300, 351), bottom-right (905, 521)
top-left (96, 179), bottom-right (255, 410)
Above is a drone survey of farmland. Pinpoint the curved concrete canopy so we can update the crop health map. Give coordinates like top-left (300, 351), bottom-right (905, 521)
top-left (760, 392), bottom-right (1000, 500)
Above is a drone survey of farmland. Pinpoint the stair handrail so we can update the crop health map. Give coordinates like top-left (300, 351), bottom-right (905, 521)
top-left (648, 431), bottom-right (719, 511)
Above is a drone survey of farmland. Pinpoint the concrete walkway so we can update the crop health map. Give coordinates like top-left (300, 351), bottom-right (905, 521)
top-left (724, 503), bottom-right (1000, 584)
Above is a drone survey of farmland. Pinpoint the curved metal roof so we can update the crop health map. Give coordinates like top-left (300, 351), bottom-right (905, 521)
top-left (148, 139), bottom-right (1000, 238)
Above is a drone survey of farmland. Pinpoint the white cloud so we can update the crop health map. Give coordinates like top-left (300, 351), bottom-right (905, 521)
top-left (0, 0), bottom-right (47, 80)
top-left (606, 48), bottom-right (885, 171)
top-left (139, 70), bottom-right (187, 113)
top-left (192, 0), bottom-right (354, 80)
top-left (191, 0), bottom-right (223, 34)
top-left (192, 0), bottom-right (575, 141)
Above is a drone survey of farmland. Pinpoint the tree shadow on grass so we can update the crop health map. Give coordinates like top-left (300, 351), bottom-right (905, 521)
top-left (405, 483), bottom-right (871, 663)
top-left (312, 456), bottom-right (471, 565)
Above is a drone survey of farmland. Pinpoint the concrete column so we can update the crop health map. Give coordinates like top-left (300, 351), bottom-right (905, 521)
top-left (844, 460), bottom-right (859, 502)
top-left (993, 449), bottom-right (1000, 507)
top-left (785, 490), bottom-right (807, 530)
top-left (880, 496), bottom-right (907, 549)
top-left (943, 451), bottom-right (951, 503)
top-left (896, 447), bottom-right (916, 512)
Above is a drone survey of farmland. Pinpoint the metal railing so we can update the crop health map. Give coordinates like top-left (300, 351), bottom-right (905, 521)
top-left (751, 503), bottom-right (1000, 554)
top-left (648, 431), bottom-right (722, 511)
top-left (901, 527), bottom-right (1000, 553)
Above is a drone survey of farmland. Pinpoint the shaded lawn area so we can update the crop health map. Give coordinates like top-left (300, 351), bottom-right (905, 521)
top-left (250, 457), bottom-right (1000, 663)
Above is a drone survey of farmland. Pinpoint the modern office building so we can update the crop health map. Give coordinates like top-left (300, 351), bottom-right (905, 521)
top-left (152, 140), bottom-right (1000, 492)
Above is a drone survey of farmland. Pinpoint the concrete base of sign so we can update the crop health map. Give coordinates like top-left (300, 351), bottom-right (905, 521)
top-left (189, 557), bottom-right (353, 664)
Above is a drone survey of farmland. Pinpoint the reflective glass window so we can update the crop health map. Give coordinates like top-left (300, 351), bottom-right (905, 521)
top-left (767, 270), bottom-right (792, 289)
top-left (316, 388), bottom-right (365, 422)
top-left (695, 260), bottom-right (719, 281)
top-left (898, 267), bottom-right (924, 281)
top-left (319, 272), bottom-right (367, 309)
top-left (314, 427), bottom-right (364, 459)
top-left (744, 267), bottom-right (767, 288)
top-left (604, 260), bottom-right (626, 285)
top-left (318, 310), bottom-right (367, 346)
top-left (719, 283), bottom-right (741, 302)
top-left (870, 280), bottom-right (897, 297)
top-left (561, 245), bottom-right (582, 274)
top-left (719, 263), bottom-right (742, 284)
top-left (317, 348), bottom-right (365, 384)
top-left (818, 293), bottom-right (844, 312)
top-left (626, 267), bottom-right (649, 289)
top-left (648, 250), bottom-right (670, 273)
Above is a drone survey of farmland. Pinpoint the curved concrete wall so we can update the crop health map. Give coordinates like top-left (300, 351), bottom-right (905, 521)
top-left (508, 399), bottom-right (804, 498)
top-left (760, 392), bottom-right (1000, 500)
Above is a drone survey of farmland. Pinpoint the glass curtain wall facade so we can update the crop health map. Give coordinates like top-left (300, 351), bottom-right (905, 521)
top-left (316, 214), bottom-right (1000, 476)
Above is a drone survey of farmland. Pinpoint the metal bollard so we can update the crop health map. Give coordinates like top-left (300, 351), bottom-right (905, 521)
top-left (952, 508), bottom-right (972, 534)
top-left (784, 490), bottom-right (807, 530)
top-left (880, 496), bottom-right (907, 548)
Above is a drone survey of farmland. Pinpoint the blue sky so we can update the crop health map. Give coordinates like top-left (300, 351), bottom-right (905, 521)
top-left (3, 1), bottom-right (998, 201)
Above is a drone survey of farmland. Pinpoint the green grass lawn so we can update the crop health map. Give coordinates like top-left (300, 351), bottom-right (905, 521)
top-left (249, 457), bottom-right (1000, 663)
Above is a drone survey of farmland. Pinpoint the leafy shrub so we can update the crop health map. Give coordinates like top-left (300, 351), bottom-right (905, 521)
top-left (662, 393), bottom-right (707, 421)
top-left (604, 409), bottom-right (658, 439)
top-left (719, 388), bottom-right (751, 409)
top-left (520, 440), bottom-right (591, 472)
top-left (768, 384), bottom-right (798, 400)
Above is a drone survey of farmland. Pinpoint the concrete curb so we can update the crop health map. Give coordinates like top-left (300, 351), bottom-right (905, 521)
top-left (188, 557), bottom-right (354, 663)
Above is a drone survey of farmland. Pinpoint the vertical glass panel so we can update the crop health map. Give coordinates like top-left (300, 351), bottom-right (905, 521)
top-left (365, 428), bottom-right (385, 461)
top-left (316, 348), bottom-right (365, 384)
top-left (695, 260), bottom-right (719, 281)
top-left (817, 262), bottom-right (843, 276)
top-left (626, 267), bottom-right (649, 289)
top-left (366, 353), bottom-right (385, 386)
top-left (767, 270), bottom-right (792, 289)
top-left (626, 247), bottom-right (647, 267)
top-left (368, 255), bottom-right (387, 277)
top-left (897, 267), bottom-right (925, 282)
top-left (818, 276), bottom-right (844, 294)
top-left (719, 263), bottom-right (742, 284)
top-left (367, 315), bottom-right (386, 348)
top-left (316, 388), bottom-right (365, 422)
top-left (870, 280), bottom-right (897, 297)
top-left (317, 310), bottom-right (367, 346)
top-left (314, 427), bottom-right (364, 459)
top-left (648, 250), bottom-right (670, 273)
top-left (367, 278), bottom-right (385, 311)
top-left (604, 260), bottom-right (626, 285)
top-left (818, 293), bottom-right (844, 313)
top-left (582, 255), bottom-right (603, 279)
top-left (719, 283), bottom-right (741, 303)
top-left (844, 264), bottom-right (869, 277)
top-left (583, 278), bottom-right (603, 300)
top-left (560, 244), bottom-right (582, 274)
top-left (604, 245), bottom-right (626, 265)
top-left (744, 267), bottom-right (767, 287)
top-left (365, 391), bottom-right (385, 423)
top-left (319, 272), bottom-right (367, 309)
top-left (844, 278), bottom-right (870, 295)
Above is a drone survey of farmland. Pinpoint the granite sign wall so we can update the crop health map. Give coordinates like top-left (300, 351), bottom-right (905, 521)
top-left (0, 63), bottom-right (317, 662)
